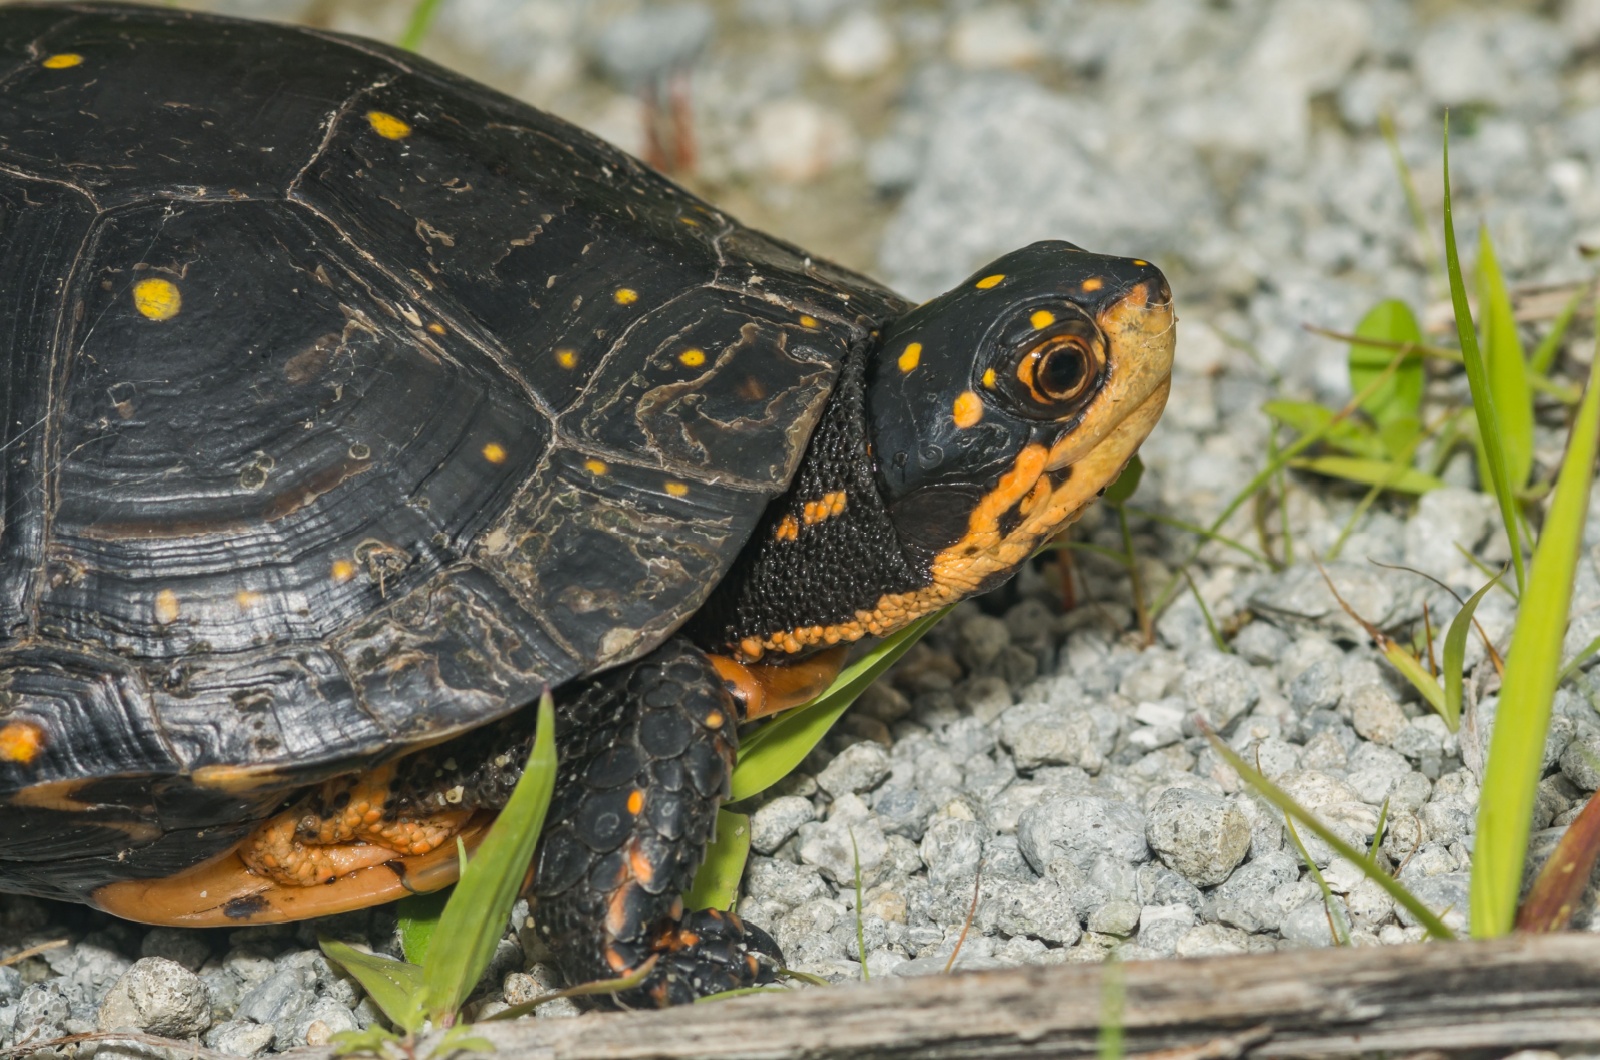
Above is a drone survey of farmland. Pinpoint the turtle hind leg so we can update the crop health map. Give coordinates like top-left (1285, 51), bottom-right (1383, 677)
top-left (535, 639), bottom-right (782, 1007)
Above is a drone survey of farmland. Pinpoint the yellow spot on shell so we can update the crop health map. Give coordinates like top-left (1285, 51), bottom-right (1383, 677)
top-left (482, 442), bottom-right (507, 464)
top-left (426, 322), bottom-right (446, 335)
top-left (235, 590), bottom-right (260, 610)
top-left (1082, 277), bottom-right (1104, 292)
top-left (680, 216), bottom-right (699, 226)
top-left (975, 274), bottom-right (1004, 289)
top-left (614, 288), bottom-right (638, 305)
top-left (1030, 309), bottom-right (1056, 329)
top-left (898, 342), bottom-right (922, 373)
top-left (665, 481), bottom-right (689, 497)
top-left (0, 722), bottom-right (43, 765)
top-left (555, 349), bottom-right (577, 369)
top-left (982, 367), bottom-right (997, 387)
top-left (1132, 259), bottom-right (1149, 267)
top-left (42, 53), bottom-right (82, 69)
top-left (133, 278), bottom-right (181, 321)
top-left (585, 458), bottom-right (609, 475)
top-left (627, 790), bottom-right (644, 815)
top-left (331, 559), bottom-right (356, 583)
top-left (799, 315), bottom-right (818, 328)
top-left (366, 110), bottom-right (411, 140)
top-left (953, 390), bottom-right (983, 428)
top-left (154, 590), bottom-right (180, 625)
top-left (679, 348), bottom-right (706, 367)
top-left (705, 710), bottom-right (724, 729)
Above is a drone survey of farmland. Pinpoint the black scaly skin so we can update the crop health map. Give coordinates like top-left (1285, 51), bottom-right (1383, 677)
top-left (369, 639), bottom-right (779, 1007)
top-left (531, 639), bottom-right (779, 1007)
top-left (686, 347), bottom-right (924, 656)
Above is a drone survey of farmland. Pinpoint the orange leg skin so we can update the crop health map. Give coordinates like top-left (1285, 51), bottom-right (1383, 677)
top-left (91, 812), bottom-right (495, 927)
top-left (710, 645), bottom-right (848, 720)
top-left (240, 764), bottom-right (472, 886)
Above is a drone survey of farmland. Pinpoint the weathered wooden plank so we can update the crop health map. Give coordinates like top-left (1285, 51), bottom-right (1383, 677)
top-left (434, 934), bottom-right (1600, 1059)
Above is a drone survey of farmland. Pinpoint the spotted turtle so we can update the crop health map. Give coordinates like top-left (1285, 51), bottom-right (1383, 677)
top-left (0, 1), bottom-right (1175, 1006)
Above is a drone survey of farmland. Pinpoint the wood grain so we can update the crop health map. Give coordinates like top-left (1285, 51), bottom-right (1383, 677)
top-left (425, 934), bottom-right (1600, 1059)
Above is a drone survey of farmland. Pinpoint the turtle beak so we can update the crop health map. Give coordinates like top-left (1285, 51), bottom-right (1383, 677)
top-left (1045, 269), bottom-right (1176, 473)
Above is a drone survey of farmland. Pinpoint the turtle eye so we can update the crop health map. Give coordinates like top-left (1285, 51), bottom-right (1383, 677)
top-left (1017, 335), bottom-right (1096, 405)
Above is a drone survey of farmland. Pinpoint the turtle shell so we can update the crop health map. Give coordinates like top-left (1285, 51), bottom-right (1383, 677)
top-left (0, 1), bottom-right (906, 901)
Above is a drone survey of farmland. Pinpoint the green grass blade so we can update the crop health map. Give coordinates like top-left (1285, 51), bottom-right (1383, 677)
top-left (398, 0), bottom-right (445, 50)
top-left (1290, 455), bottom-right (1444, 495)
top-left (1368, 798), bottom-right (1390, 863)
top-left (396, 890), bottom-right (451, 967)
top-left (1476, 225), bottom-right (1534, 491)
top-left (1103, 454), bottom-right (1144, 505)
top-left (1443, 574), bottom-right (1502, 730)
top-left (1263, 400), bottom-right (1385, 459)
top-left (1529, 284), bottom-right (1586, 376)
top-left (1285, 817), bottom-right (1350, 946)
top-left (422, 692), bottom-right (558, 1022)
top-left (1348, 299), bottom-right (1425, 428)
top-left (484, 958), bottom-right (660, 1021)
top-left (1558, 634), bottom-right (1600, 686)
top-left (850, 828), bottom-right (868, 980)
top-left (318, 939), bottom-right (426, 1033)
top-left (1380, 109), bottom-right (1444, 286)
top-left (683, 809), bottom-right (751, 911)
top-left (1098, 953), bottom-right (1124, 1060)
top-left (1470, 308), bottom-right (1600, 938)
top-left (1207, 732), bottom-right (1456, 940)
top-left (1442, 118), bottom-right (1526, 593)
top-left (731, 609), bottom-right (948, 802)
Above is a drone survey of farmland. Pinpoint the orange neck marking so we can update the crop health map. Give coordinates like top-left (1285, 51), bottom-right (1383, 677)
top-left (710, 646), bottom-right (849, 719)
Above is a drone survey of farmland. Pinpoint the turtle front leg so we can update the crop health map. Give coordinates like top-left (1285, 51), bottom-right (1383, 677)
top-left (534, 639), bottom-right (782, 1007)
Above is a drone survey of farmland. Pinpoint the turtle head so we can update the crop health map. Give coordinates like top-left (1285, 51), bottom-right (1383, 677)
top-left (869, 239), bottom-right (1175, 598)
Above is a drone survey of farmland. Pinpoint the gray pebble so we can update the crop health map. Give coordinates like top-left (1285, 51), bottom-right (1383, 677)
top-left (1395, 872), bottom-right (1471, 933)
top-left (1214, 850), bottom-right (1301, 933)
top-left (1180, 651), bottom-right (1260, 731)
top-left (797, 803), bottom-right (889, 885)
top-left (1086, 899), bottom-right (1141, 937)
top-left (1348, 684), bottom-right (1407, 745)
top-left (1279, 896), bottom-right (1348, 947)
top-left (1145, 788), bottom-right (1251, 887)
top-left (749, 795), bottom-right (816, 854)
top-left (139, 929), bottom-right (210, 973)
top-left (1174, 923), bottom-right (1254, 958)
top-left (1137, 904), bottom-right (1197, 956)
top-left (203, 1020), bottom-right (276, 1058)
top-left (1018, 796), bottom-right (1149, 875)
top-left (1562, 728), bottom-right (1600, 790)
top-left (816, 741), bottom-right (892, 797)
top-left (918, 815), bottom-right (985, 884)
top-left (98, 957), bottom-right (212, 1039)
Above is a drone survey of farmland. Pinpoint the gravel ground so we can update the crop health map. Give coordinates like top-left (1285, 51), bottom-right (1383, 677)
top-left (11, 0), bottom-right (1600, 1053)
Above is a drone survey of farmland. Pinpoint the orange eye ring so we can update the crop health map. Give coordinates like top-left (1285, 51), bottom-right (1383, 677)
top-left (1016, 335), bottom-right (1095, 404)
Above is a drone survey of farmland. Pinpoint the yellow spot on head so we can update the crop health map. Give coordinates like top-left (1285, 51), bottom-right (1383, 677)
top-left (0, 722), bottom-right (43, 765)
top-left (680, 216), bottom-right (698, 226)
top-left (584, 458), bottom-right (609, 475)
top-left (705, 710), bottom-right (724, 729)
top-left (1082, 277), bottom-right (1104, 292)
top-left (426, 322), bottom-right (446, 335)
top-left (133, 278), bottom-right (181, 321)
top-left (1132, 260), bottom-right (1149, 267)
top-left (42, 53), bottom-right (82, 69)
top-left (331, 559), bottom-right (356, 583)
top-left (235, 590), bottom-right (260, 610)
top-left (982, 367), bottom-right (997, 388)
top-left (555, 348), bottom-right (577, 369)
top-left (1030, 309), bottom-right (1056, 329)
top-left (976, 274), bottom-right (1005, 289)
top-left (366, 110), bottom-right (411, 140)
top-left (679, 348), bottom-right (706, 368)
top-left (665, 481), bottom-right (689, 497)
top-left (482, 443), bottom-right (507, 464)
top-left (775, 514), bottom-right (800, 541)
top-left (627, 790), bottom-right (644, 815)
top-left (154, 589), bottom-right (180, 625)
top-left (614, 288), bottom-right (638, 305)
top-left (898, 342), bottom-right (922, 373)
top-left (953, 390), bottom-right (984, 428)
top-left (799, 315), bottom-right (818, 328)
